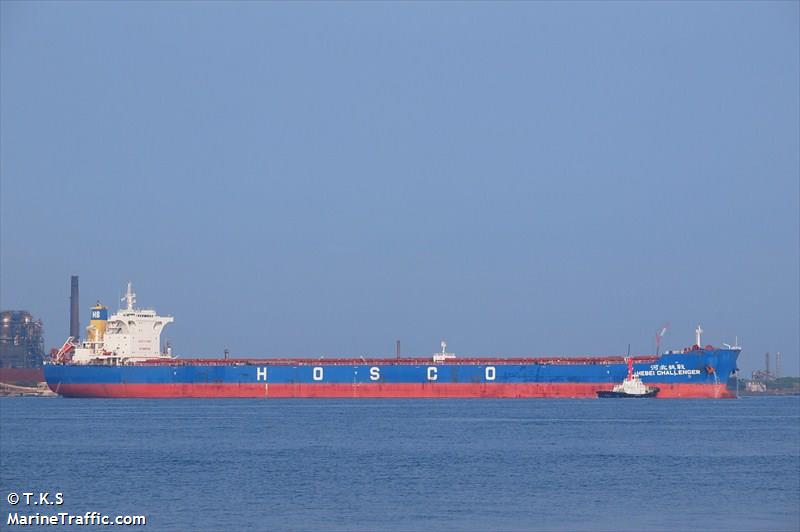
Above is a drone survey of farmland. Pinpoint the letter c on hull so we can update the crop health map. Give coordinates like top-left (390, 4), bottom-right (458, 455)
top-left (427, 367), bottom-right (438, 381)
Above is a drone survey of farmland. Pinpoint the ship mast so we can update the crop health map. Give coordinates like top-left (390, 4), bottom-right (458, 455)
top-left (123, 282), bottom-right (136, 310)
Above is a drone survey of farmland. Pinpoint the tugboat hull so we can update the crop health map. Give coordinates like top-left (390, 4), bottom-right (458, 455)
top-left (597, 388), bottom-right (660, 398)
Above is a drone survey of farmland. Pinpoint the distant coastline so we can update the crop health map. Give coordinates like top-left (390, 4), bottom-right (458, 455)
top-left (733, 377), bottom-right (800, 396)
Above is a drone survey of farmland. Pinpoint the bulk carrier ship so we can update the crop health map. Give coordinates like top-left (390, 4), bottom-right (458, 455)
top-left (44, 283), bottom-right (741, 399)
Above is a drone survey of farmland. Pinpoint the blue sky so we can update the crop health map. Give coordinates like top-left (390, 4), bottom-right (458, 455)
top-left (1, 2), bottom-right (798, 376)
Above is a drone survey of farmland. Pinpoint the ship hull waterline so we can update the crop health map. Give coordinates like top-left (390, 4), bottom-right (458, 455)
top-left (48, 382), bottom-right (732, 399)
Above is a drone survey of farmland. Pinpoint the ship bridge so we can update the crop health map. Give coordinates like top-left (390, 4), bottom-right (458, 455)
top-left (68, 282), bottom-right (174, 365)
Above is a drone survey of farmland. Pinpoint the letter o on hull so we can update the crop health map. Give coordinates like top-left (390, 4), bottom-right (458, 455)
top-left (485, 366), bottom-right (496, 381)
top-left (313, 367), bottom-right (324, 381)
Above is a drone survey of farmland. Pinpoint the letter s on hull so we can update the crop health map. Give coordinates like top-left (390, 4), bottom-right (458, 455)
top-left (370, 367), bottom-right (380, 381)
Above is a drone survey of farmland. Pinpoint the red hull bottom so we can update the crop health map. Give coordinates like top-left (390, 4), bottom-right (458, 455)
top-left (49, 382), bottom-right (736, 399)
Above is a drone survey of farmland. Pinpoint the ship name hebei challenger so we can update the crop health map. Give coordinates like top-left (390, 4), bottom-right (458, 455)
top-left (44, 283), bottom-right (741, 399)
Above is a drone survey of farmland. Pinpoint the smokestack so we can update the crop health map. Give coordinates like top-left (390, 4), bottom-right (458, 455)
top-left (70, 275), bottom-right (79, 339)
top-left (765, 352), bottom-right (770, 376)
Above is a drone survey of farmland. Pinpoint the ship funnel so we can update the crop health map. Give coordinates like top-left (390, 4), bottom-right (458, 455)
top-left (86, 302), bottom-right (108, 343)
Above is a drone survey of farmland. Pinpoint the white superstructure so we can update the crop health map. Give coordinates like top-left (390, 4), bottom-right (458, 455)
top-left (432, 340), bottom-right (456, 363)
top-left (608, 357), bottom-right (659, 396)
top-left (66, 282), bottom-right (174, 365)
top-left (610, 373), bottom-right (653, 396)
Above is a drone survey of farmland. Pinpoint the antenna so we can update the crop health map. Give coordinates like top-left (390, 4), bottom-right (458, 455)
top-left (695, 325), bottom-right (703, 347)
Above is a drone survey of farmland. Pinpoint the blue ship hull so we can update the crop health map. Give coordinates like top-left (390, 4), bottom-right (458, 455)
top-left (44, 348), bottom-right (740, 398)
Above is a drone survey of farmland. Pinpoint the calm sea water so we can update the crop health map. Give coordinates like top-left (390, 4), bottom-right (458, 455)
top-left (1, 397), bottom-right (798, 532)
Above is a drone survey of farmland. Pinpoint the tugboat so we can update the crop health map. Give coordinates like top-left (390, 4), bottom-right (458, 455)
top-left (597, 357), bottom-right (660, 398)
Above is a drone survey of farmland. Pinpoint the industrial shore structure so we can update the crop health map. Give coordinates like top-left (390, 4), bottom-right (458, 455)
top-left (0, 310), bottom-right (45, 386)
top-left (0, 276), bottom-right (78, 390)
top-left (44, 281), bottom-right (742, 399)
